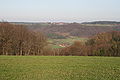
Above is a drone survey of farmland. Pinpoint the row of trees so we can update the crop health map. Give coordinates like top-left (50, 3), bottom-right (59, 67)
top-left (0, 22), bottom-right (120, 56)
top-left (57, 31), bottom-right (120, 56)
top-left (0, 22), bottom-right (47, 55)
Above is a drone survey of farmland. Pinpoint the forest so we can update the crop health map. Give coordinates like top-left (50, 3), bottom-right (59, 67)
top-left (0, 22), bottom-right (120, 56)
top-left (0, 22), bottom-right (47, 55)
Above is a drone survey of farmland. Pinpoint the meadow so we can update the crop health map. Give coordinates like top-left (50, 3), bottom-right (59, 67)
top-left (0, 56), bottom-right (120, 80)
top-left (48, 37), bottom-right (87, 48)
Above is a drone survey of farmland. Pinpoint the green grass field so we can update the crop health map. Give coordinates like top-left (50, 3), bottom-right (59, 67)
top-left (48, 37), bottom-right (88, 49)
top-left (0, 56), bottom-right (120, 80)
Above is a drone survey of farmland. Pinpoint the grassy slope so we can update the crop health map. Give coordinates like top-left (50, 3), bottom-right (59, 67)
top-left (0, 56), bottom-right (120, 80)
top-left (48, 37), bottom-right (87, 49)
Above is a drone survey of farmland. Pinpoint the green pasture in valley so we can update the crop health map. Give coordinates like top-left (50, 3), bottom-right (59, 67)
top-left (48, 37), bottom-right (88, 49)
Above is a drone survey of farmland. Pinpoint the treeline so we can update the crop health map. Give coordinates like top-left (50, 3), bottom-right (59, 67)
top-left (0, 22), bottom-right (47, 55)
top-left (82, 21), bottom-right (120, 24)
top-left (55, 31), bottom-right (120, 56)
top-left (0, 22), bottom-right (120, 56)
top-left (31, 31), bottom-right (120, 57)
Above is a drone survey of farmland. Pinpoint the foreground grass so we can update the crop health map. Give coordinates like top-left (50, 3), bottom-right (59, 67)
top-left (0, 56), bottom-right (120, 80)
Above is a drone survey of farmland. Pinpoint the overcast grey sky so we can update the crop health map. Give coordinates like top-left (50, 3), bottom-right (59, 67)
top-left (0, 0), bottom-right (120, 22)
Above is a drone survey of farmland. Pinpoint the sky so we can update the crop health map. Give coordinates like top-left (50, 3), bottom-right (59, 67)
top-left (0, 0), bottom-right (120, 22)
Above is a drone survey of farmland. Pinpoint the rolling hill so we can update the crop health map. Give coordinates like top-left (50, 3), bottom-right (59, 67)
top-left (25, 22), bottom-right (120, 38)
